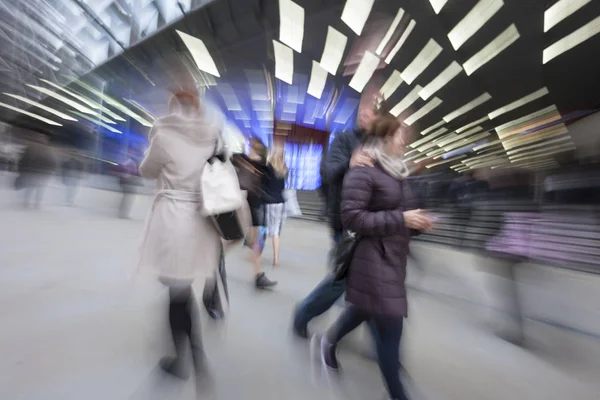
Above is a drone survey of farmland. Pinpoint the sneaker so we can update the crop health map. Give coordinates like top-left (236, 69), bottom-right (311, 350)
top-left (255, 272), bottom-right (277, 289)
top-left (320, 335), bottom-right (340, 371)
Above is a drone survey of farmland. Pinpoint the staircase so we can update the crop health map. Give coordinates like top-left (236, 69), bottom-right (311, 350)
top-left (294, 190), bottom-right (327, 222)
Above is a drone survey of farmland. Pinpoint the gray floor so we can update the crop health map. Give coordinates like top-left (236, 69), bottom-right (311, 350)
top-left (1, 179), bottom-right (599, 400)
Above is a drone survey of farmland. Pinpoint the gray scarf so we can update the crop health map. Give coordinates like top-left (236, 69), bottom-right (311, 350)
top-left (364, 142), bottom-right (410, 180)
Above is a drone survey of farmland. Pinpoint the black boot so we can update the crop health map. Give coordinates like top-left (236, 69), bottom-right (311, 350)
top-left (255, 272), bottom-right (277, 289)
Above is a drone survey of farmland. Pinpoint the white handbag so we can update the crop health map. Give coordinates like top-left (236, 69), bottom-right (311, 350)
top-left (200, 150), bottom-right (247, 240)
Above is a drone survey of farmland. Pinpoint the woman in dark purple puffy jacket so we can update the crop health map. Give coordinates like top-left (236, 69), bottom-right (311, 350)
top-left (319, 115), bottom-right (434, 400)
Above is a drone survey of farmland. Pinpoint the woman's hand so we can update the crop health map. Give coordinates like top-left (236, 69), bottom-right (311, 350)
top-left (403, 209), bottom-right (434, 232)
top-left (350, 148), bottom-right (374, 168)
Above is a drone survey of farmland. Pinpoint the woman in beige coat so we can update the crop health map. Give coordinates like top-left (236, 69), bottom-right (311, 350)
top-left (138, 91), bottom-right (223, 380)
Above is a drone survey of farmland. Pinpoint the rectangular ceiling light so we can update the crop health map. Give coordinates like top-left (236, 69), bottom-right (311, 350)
top-left (380, 70), bottom-right (403, 100)
top-left (489, 87), bottom-right (549, 119)
top-left (410, 127), bottom-right (448, 148)
top-left (3, 93), bottom-right (77, 121)
top-left (307, 60), bottom-right (328, 99)
top-left (349, 51), bottom-right (380, 93)
top-left (279, 0), bottom-right (304, 53)
top-left (320, 26), bottom-right (348, 75)
top-left (176, 30), bottom-right (220, 77)
top-left (404, 97), bottom-right (443, 126)
top-left (421, 120), bottom-right (444, 135)
top-left (385, 20), bottom-right (416, 64)
top-left (419, 61), bottom-right (463, 100)
top-left (544, 0), bottom-right (591, 33)
top-left (463, 24), bottom-right (520, 76)
top-left (455, 115), bottom-right (489, 133)
top-left (0, 101), bottom-right (62, 126)
top-left (27, 84), bottom-right (95, 114)
top-left (376, 8), bottom-right (405, 55)
top-left (273, 40), bottom-right (294, 85)
top-left (448, 0), bottom-right (504, 50)
top-left (400, 39), bottom-right (443, 85)
top-left (390, 85), bottom-right (423, 117)
top-left (71, 110), bottom-right (122, 134)
top-left (429, 0), bottom-right (449, 14)
top-left (543, 15), bottom-right (600, 64)
top-left (495, 105), bottom-right (558, 132)
top-left (341, 0), bottom-right (375, 35)
top-left (443, 92), bottom-right (492, 122)
top-left (426, 154), bottom-right (466, 168)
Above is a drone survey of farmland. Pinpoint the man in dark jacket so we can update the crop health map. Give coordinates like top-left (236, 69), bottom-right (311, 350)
top-left (292, 85), bottom-right (380, 338)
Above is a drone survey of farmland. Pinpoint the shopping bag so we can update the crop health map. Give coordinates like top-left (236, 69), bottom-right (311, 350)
top-left (330, 231), bottom-right (360, 281)
top-left (283, 189), bottom-right (302, 217)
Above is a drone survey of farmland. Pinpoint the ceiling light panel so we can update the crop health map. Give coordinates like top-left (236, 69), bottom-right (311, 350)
top-left (463, 24), bottom-right (520, 76)
top-left (279, 0), bottom-right (304, 52)
top-left (176, 30), bottom-right (220, 77)
top-left (349, 51), bottom-right (380, 93)
top-left (71, 110), bottom-right (121, 133)
top-left (421, 120), bottom-right (445, 135)
top-left (488, 87), bottom-right (549, 119)
top-left (380, 70), bottom-right (404, 100)
top-left (543, 15), bottom-right (600, 64)
top-left (401, 39), bottom-right (443, 85)
top-left (455, 115), bottom-right (489, 133)
top-left (419, 61), bottom-right (463, 100)
top-left (3, 93), bottom-right (77, 121)
top-left (307, 60), bottom-right (328, 99)
top-left (376, 8), bottom-right (405, 55)
top-left (27, 84), bottom-right (95, 114)
top-left (426, 154), bottom-right (466, 168)
top-left (404, 97), bottom-right (443, 126)
top-left (448, 0), bottom-right (504, 50)
top-left (320, 27), bottom-right (348, 75)
top-left (544, 0), bottom-right (591, 33)
top-left (495, 105), bottom-right (558, 133)
top-left (410, 127), bottom-right (449, 148)
top-left (341, 0), bottom-right (375, 35)
top-left (390, 85), bottom-right (423, 117)
top-left (429, 0), bottom-right (449, 14)
top-left (0, 101), bottom-right (62, 126)
top-left (273, 40), bottom-right (294, 84)
top-left (385, 20), bottom-right (416, 64)
top-left (443, 93), bottom-right (492, 122)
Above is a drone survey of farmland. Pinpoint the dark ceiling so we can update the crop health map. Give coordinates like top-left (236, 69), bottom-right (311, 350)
top-left (1, 0), bottom-right (600, 171)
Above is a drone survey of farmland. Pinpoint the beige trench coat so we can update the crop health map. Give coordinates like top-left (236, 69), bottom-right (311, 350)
top-left (137, 111), bottom-right (224, 282)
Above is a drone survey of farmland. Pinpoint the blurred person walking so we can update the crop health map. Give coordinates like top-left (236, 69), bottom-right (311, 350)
top-left (318, 115), bottom-right (434, 400)
top-left (117, 150), bottom-right (139, 219)
top-left (137, 91), bottom-right (223, 382)
top-left (265, 149), bottom-right (288, 267)
top-left (61, 151), bottom-right (85, 206)
top-left (17, 133), bottom-right (58, 208)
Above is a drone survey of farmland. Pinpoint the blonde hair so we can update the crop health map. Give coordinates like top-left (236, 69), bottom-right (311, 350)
top-left (269, 151), bottom-right (288, 179)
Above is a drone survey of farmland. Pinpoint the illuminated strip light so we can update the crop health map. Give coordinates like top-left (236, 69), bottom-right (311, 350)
top-left (421, 120), bottom-right (444, 135)
top-left (376, 8), bottom-right (405, 55)
top-left (123, 99), bottom-right (156, 121)
top-left (385, 20), bottom-right (416, 64)
top-left (380, 70), bottom-right (403, 100)
top-left (419, 61), bottom-right (463, 100)
top-left (428, 0), bottom-right (448, 14)
top-left (279, 0), bottom-right (304, 52)
top-left (543, 15), bottom-right (600, 64)
top-left (3, 93), bottom-right (77, 121)
top-left (456, 115), bottom-right (489, 133)
top-left (474, 139), bottom-right (502, 151)
top-left (404, 97), bottom-right (443, 126)
top-left (544, 0), bottom-right (591, 33)
top-left (443, 92), bottom-right (492, 123)
top-left (176, 30), bottom-right (220, 77)
top-left (506, 136), bottom-right (572, 155)
top-left (0, 101), bottom-right (62, 126)
top-left (73, 81), bottom-right (153, 127)
top-left (463, 148), bottom-right (507, 164)
top-left (488, 87), bottom-right (549, 119)
top-left (426, 154), bottom-right (466, 168)
top-left (437, 126), bottom-right (484, 147)
top-left (273, 40), bottom-right (294, 84)
top-left (320, 27), bottom-right (348, 75)
top-left (401, 39), bottom-right (443, 85)
top-left (463, 24), bottom-right (520, 76)
top-left (38, 79), bottom-right (125, 122)
top-left (341, 0), bottom-right (375, 35)
top-left (442, 132), bottom-right (491, 152)
top-left (390, 85), bottom-right (423, 117)
top-left (502, 124), bottom-right (569, 149)
top-left (307, 61), bottom-right (328, 99)
top-left (27, 84), bottom-right (95, 115)
top-left (71, 110), bottom-right (122, 133)
top-left (495, 105), bottom-right (558, 133)
top-left (509, 143), bottom-right (576, 162)
top-left (448, 0), bottom-right (504, 50)
top-left (426, 148), bottom-right (446, 157)
top-left (410, 127), bottom-right (448, 148)
top-left (349, 51), bottom-right (380, 93)
top-left (414, 138), bottom-right (446, 153)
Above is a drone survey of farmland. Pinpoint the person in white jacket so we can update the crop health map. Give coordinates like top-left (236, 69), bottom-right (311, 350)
top-left (138, 90), bottom-right (223, 381)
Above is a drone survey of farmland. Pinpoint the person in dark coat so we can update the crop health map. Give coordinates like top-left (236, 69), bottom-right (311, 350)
top-left (61, 151), bottom-right (85, 206)
top-left (18, 133), bottom-right (58, 208)
top-left (319, 115), bottom-right (434, 400)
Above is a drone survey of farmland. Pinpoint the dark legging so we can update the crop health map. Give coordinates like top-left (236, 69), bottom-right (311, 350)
top-left (168, 286), bottom-right (203, 362)
top-left (327, 305), bottom-right (407, 400)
